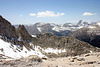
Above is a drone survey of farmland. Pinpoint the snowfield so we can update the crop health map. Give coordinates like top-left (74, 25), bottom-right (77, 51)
top-left (37, 27), bottom-right (42, 32)
top-left (0, 38), bottom-right (67, 60)
top-left (31, 35), bottom-right (37, 37)
top-left (0, 39), bottom-right (46, 60)
top-left (96, 21), bottom-right (100, 26)
top-left (88, 26), bottom-right (96, 29)
top-left (42, 48), bottom-right (66, 54)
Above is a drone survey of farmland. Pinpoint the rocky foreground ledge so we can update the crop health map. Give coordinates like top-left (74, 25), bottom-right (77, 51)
top-left (0, 52), bottom-right (100, 67)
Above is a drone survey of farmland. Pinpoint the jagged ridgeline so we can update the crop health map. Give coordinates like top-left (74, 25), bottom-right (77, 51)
top-left (36, 33), bottom-right (99, 57)
top-left (0, 15), bottom-right (18, 39)
top-left (0, 15), bottom-right (33, 51)
top-left (17, 25), bottom-right (32, 42)
top-left (0, 15), bottom-right (100, 58)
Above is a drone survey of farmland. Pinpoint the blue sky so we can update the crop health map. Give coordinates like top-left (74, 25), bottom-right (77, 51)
top-left (0, 0), bottom-right (100, 24)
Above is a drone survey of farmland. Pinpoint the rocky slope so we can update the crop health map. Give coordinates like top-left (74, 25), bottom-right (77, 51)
top-left (36, 33), bottom-right (99, 57)
top-left (0, 15), bottom-right (100, 61)
top-left (0, 15), bottom-right (46, 60)
top-left (0, 15), bottom-right (18, 39)
top-left (69, 24), bottom-right (100, 48)
top-left (41, 52), bottom-right (100, 67)
top-left (0, 52), bottom-right (100, 67)
top-left (17, 25), bottom-right (32, 42)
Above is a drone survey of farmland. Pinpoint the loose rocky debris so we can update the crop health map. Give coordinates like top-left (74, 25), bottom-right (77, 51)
top-left (0, 52), bottom-right (100, 67)
top-left (0, 54), bottom-right (14, 62)
top-left (80, 61), bottom-right (97, 65)
top-left (0, 55), bottom-right (43, 67)
top-left (84, 53), bottom-right (90, 57)
top-left (69, 56), bottom-right (85, 62)
top-left (41, 52), bottom-right (100, 67)
top-left (77, 57), bottom-right (85, 61)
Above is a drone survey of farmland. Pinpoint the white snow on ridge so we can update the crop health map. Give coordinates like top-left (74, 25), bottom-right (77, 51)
top-left (52, 26), bottom-right (60, 32)
top-left (37, 23), bottom-right (47, 26)
top-left (96, 22), bottom-right (100, 26)
top-left (0, 38), bottom-right (67, 60)
top-left (78, 26), bottom-right (83, 29)
top-left (29, 46), bottom-right (67, 54)
top-left (52, 26), bottom-right (71, 32)
top-left (42, 48), bottom-right (66, 54)
top-left (37, 27), bottom-right (42, 32)
top-left (0, 39), bottom-right (46, 60)
top-left (88, 26), bottom-right (96, 29)
top-left (31, 35), bottom-right (36, 37)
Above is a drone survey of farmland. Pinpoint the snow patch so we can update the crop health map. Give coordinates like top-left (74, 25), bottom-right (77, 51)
top-left (78, 26), bottom-right (83, 29)
top-left (88, 26), bottom-right (96, 29)
top-left (0, 38), bottom-right (67, 60)
top-left (42, 48), bottom-right (66, 54)
top-left (18, 37), bottom-right (21, 41)
top-left (0, 39), bottom-right (46, 60)
top-left (37, 23), bottom-right (47, 26)
top-left (37, 27), bottom-right (41, 32)
top-left (96, 22), bottom-right (100, 26)
top-left (52, 26), bottom-right (71, 32)
top-left (0, 35), bottom-right (2, 38)
top-left (31, 35), bottom-right (36, 37)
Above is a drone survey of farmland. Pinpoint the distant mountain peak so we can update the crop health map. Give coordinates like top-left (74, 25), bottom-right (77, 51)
top-left (77, 20), bottom-right (91, 27)
top-left (63, 22), bottom-right (75, 27)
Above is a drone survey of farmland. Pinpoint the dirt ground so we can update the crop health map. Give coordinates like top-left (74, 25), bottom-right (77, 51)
top-left (0, 52), bottom-right (100, 67)
top-left (41, 52), bottom-right (100, 67)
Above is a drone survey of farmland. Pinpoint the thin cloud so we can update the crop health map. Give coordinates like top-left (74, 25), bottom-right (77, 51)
top-left (29, 13), bottom-right (36, 16)
top-left (37, 11), bottom-right (64, 17)
top-left (83, 12), bottom-right (96, 16)
top-left (29, 11), bottom-right (64, 17)
top-left (20, 14), bottom-right (23, 16)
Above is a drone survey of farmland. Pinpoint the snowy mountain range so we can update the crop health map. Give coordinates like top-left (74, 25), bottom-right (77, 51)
top-left (14, 20), bottom-right (100, 36)
top-left (0, 15), bottom-right (100, 61)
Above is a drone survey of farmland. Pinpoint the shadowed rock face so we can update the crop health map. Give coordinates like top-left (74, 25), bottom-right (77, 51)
top-left (69, 27), bottom-right (100, 48)
top-left (0, 15), bottom-right (18, 39)
top-left (17, 25), bottom-right (32, 42)
top-left (0, 15), bottom-right (36, 49)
